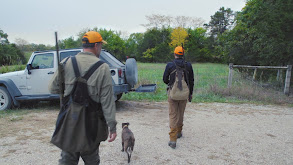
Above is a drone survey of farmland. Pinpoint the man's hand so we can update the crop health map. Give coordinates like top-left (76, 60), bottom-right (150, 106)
top-left (108, 132), bottom-right (117, 142)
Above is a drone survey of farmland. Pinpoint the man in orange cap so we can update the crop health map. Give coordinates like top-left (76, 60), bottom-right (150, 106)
top-left (49, 31), bottom-right (117, 164)
top-left (163, 46), bottom-right (194, 149)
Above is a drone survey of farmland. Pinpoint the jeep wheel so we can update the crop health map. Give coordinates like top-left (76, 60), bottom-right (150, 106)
top-left (125, 58), bottom-right (138, 87)
top-left (0, 86), bottom-right (12, 111)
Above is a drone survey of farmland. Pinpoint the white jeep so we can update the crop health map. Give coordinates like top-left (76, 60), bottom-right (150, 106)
top-left (0, 48), bottom-right (156, 111)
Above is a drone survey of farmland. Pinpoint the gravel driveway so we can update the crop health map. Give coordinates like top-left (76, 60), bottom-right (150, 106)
top-left (0, 101), bottom-right (293, 165)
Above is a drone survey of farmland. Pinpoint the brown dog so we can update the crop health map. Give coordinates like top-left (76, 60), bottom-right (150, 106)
top-left (121, 122), bottom-right (135, 163)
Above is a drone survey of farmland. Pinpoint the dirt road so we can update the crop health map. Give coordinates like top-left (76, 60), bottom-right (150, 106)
top-left (0, 101), bottom-right (293, 165)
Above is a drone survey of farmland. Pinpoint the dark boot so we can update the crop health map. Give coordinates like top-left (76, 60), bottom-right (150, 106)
top-left (168, 141), bottom-right (176, 149)
top-left (177, 132), bottom-right (182, 138)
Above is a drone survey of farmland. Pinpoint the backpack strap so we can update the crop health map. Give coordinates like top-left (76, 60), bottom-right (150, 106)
top-left (71, 56), bottom-right (81, 77)
top-left (83, 61), bottom-right (104, 80)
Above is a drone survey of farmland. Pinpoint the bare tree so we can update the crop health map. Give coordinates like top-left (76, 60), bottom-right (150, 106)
top-left (141, 14), bottom-right (172, 29)
top-left (14, 38), bottom-right (30, 52)
top-left (142, 14), bottom-right (204, 29)
top-left (189, 17), bottom-right (205, 28)
top-left (173, 16), bottom-right (190, 28)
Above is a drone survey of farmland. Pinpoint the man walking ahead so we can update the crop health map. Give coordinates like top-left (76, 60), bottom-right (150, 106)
top-left (49, 31), bottom-right (117, 164)
top-left (163, 46), bottom-right (194, 149)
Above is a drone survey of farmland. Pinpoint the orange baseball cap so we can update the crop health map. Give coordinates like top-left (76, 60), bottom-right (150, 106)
top-left (174, 46), bottom-right (184, 55)
top-left (82, 31), bottom-right (107, 44)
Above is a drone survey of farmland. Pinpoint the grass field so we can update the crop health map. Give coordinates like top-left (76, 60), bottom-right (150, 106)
top-left (121, 62), bottom-right (233, 103)
top-left (122, 62), bottom-right (293, 105)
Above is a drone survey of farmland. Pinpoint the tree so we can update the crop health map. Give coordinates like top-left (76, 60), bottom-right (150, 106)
top-left (170, 27), bottom-right (188, 48)
top-left (141, 14), bottom-right (172, 29)
top-left (70, 28), bottom-right (127, 61)
top-left (204, 7), bottom-right (235, 63)
top-left (185, 28), bottom-right (210, 62)
top-left (204, 7), bottom-right (235, 36)
top-left (0, 29), bottom-right (9, 44)
top-left (98, 29), bottom-right (126, 61)
top-left (142, 14), bottom-right (205, 29)
top-left (0, 29), bottom-right (25, 65)
top-left (224, 0), bottom-right (293, 66)
top-left (137, 28), bottom-right (171, 62)
top-left (63, 36), bottom-right (80, 49)
top-left (125, 33), bottom-right (144, 59)
top-left (15, 38), bottom-right (30, 52)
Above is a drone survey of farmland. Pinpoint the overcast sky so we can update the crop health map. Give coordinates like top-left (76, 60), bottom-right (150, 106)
top-left (1, 0), bottom-right (246, 45)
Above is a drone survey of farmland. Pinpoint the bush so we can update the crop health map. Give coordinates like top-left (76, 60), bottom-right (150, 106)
top-left (0, 64), bottom-right (26, 74)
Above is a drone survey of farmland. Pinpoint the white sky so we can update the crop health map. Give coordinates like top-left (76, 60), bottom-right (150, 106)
top-left (0, 0), bottom-right (246, 45)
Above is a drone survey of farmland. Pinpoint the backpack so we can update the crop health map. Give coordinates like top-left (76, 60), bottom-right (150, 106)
top-left (51, 56), bottom-right (108, 152)
top-left (169, 62), bottom-right (190, 100)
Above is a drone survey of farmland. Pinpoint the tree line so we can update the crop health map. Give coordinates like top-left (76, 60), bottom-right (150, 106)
top-left (1, 0), bottom-right (292, 67)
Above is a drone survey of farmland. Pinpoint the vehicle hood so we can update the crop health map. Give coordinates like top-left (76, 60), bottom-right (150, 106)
top-left (0, 70), bottom-right (25, 79)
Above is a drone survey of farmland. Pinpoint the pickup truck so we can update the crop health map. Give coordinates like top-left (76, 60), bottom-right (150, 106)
top-left (0, 48), bottom-right (156, 111)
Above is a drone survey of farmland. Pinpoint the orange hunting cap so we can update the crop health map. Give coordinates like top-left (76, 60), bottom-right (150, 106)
top-left (174, 46), bottom-right (184, 55)
top-left (82, 31), bottom-right (107, 44)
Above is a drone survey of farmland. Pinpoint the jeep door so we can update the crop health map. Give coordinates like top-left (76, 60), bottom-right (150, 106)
top-left (26, 53), bottom-right (55, 95)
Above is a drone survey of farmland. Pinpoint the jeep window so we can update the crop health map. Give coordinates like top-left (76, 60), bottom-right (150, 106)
top-left (31, 53), bottom-right (54, 69)
top-left (100, 51), bottom-right (124, 68)
top-left (60, 51), bottom-right (81, 61)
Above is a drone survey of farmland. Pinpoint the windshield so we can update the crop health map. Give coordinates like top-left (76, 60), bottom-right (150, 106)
top-left (100, 51), bottom-right (124, 68)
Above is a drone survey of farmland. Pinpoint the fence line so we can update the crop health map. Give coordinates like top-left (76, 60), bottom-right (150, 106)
top-left (228, 63), bottom-right (292, 95)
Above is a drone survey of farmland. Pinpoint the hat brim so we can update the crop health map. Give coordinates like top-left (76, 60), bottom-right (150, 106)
top-left (102, 40), bottom-right (107, 44)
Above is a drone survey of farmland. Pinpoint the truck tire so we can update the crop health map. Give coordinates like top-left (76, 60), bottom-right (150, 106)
top-left (125, 58), bottom-right (138, 87)
top-left (0, 86), bottom-right (12, 111)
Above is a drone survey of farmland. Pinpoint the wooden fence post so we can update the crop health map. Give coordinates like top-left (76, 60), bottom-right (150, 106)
top-left (277, 69), bottom-right (280, 81)
top-left (284, 65), bottom-right (292, 95)
top-left (228, 63), bottom-right (233, 88)
top-left (253, 68), bottom-right (257, 80)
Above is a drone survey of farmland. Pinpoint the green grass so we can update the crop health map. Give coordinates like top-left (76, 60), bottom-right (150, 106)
top-left (121, 62), bottom-right (232, 103)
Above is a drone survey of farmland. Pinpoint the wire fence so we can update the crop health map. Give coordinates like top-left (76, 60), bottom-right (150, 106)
top-left (228, 64), bottom-right (292, 96)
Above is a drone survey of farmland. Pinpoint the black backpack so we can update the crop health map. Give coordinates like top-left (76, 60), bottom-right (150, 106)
top-left (51, 56), bottom-right (108, 152)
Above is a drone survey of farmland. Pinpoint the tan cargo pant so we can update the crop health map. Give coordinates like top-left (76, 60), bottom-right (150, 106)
top-left (168, 97), bottom-right (187, 142)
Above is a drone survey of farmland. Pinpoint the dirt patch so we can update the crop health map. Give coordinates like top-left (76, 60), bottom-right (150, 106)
top-left (0, 101), bottom-right (293, 165)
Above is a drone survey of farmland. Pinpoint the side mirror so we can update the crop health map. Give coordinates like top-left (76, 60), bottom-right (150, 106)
top-left (27, 64), bottom-right (32, 74)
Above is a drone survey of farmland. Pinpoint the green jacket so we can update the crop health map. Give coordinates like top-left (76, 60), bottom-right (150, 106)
top-left (48, 51), bottom-right (117, 133)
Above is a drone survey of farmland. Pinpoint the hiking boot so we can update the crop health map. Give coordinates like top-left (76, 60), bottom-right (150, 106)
top-left (168, 141), bottom-right (176, 149)
top-left (177, 132), bottom-right (182, 138)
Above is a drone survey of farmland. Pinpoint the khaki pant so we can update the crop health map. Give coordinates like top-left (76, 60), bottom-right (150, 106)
top-left (168, 97), bottom-right (187, 142)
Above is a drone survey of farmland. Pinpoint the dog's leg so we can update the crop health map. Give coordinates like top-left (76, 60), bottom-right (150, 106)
top-left (121, 142), bottom-right (124, 152)
top-left (127, 150), bottom-right (131, 163)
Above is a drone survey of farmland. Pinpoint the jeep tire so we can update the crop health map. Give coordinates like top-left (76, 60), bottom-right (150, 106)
top-left (125, 58), bottom-right (138, 87)
top-left (0, 86), bottom-right (12, 111)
